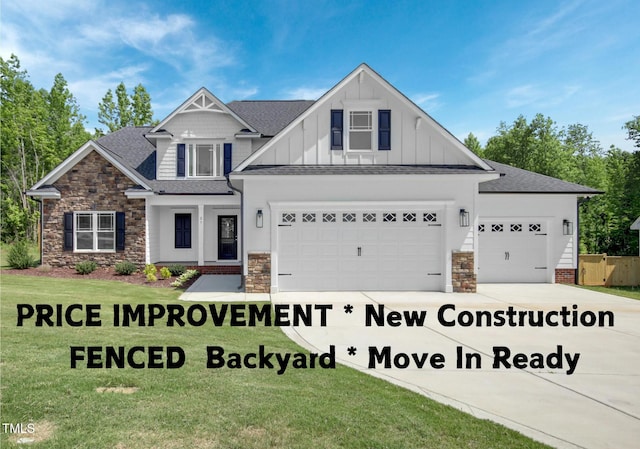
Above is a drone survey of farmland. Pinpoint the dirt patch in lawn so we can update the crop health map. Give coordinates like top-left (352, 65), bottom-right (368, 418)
top-left (3, 266), bottom-right (199, 289)
top-left (9, 420), bottom-right (55, 444)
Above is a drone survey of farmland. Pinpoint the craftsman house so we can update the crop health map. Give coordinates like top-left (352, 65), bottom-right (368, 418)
top-left (27, 64), bottom-right (599, 292)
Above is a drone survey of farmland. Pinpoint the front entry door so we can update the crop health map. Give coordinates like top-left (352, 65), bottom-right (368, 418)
top-left (218, 216), bottom-right (237, 260)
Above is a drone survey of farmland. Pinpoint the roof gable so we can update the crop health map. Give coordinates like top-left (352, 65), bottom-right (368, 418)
top-left (149, 87), bottom-right (255, 134)
top-left (236, 63), bottom-right (492, 171)
top-left (30, 140), bottom-right (151, 191)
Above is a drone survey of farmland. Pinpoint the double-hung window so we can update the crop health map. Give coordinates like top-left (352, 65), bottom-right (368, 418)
top-left (188, 143), bottom-right (221, 177)
top-left (75, 212), bottom-right (115, 252)
top-left (349, 111), bottom-right (373, 150)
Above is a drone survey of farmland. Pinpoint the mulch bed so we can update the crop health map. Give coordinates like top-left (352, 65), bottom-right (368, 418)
top-left (3, 266), bottom-right (200, 290)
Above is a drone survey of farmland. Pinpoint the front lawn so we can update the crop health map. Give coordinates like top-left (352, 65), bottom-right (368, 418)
top-left (1, 275), bottom-right (549, 448)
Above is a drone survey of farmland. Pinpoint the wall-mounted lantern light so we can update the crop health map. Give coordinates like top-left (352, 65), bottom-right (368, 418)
top-left (459, 209), bottom-right (470, 227)
top-left (256, 209), bottom-right (264, 228)
top-left (563, 219), bottom-right (573, 235)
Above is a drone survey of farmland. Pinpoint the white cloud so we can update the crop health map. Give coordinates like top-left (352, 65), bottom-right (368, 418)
top-left (412, 93), bottom-right (441, 112)
top-left (283, 87), bottom-right (328, 100)
top-left (505, 85), bottom-right (543, 108)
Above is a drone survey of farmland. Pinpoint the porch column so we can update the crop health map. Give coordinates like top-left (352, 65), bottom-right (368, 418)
top-left (198, 204), bottom-right (205, 266)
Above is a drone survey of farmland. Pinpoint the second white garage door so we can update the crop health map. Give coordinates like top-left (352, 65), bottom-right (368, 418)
top-left (277, 208), bottom-right (443, 291)
top-left (478, 220), bottom-right (548, 283)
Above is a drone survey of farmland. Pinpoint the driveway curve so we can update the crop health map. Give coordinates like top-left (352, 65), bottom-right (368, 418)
top-left (272, 284), bottom-right (640, 449)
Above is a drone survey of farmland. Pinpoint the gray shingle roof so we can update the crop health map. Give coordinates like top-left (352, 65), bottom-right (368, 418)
top-left (240, 165), bottom-right (489, 175)
top-left (226, 100), bottom-right (315, 136)
top-left (32, 109), bottom-right (600, 197)
top-left (148, 179), bottom-right (233, 195)
top-left (480, 160), bottom-right (602, 194)
top-left (97, 126), bottom-right (156, 180)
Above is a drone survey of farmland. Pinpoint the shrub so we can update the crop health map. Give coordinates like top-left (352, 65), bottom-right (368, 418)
top-left (170, 269), bottom-right (199, 287)
top-left (146, 272), bottom-right (157, 282)
top-left (143, 264), bottom-right (157, 276)
top-left (167, 264), bottom-right (186, 276)
top-left (159, 266), bottom-right (171, 280)
top-left (75, 260), bottom-right (97, 275)
top-left (114, 260), bottom-right (137, 275)
top-left (7, 240), bottom-right (35, 269)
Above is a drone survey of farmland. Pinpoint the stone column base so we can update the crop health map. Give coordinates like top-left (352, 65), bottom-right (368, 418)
top-left (452, 251), bottom-right (476, 293)
top-left (246, 252), bottom-right (271, 293)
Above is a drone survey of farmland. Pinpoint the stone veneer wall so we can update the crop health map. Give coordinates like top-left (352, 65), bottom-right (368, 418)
top-left (555, 268), bottom-right (576, 284)
top-left (42, 150), bottom-right (146, 267)
top-left (246, 252), bottom-right (271, 293)
top-left (452, 251), bottom-right (476, 293)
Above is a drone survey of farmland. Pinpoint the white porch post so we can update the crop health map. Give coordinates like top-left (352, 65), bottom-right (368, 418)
top-left (144, 200), bottom-right (151, 264)
top-left (198, 204), bottom-right (205, 266)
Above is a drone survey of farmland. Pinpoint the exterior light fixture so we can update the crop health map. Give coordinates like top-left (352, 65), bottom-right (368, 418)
top-left (563, 219), bottom-right (573, 235)
top-left (459, 209), bottom-right (470, 227)
top-left (256, 209), bottom-right (263, 228)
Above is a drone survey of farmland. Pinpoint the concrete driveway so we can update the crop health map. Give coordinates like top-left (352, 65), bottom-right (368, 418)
top-left (271, 284), bottom-right (640, 449)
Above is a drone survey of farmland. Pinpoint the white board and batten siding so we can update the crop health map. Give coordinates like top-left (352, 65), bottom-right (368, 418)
top-left (250, 70), bottom-right (477, 167)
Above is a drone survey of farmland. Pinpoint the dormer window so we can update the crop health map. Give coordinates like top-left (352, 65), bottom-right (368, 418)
top-left (188, 143), bottom-right (221, 177)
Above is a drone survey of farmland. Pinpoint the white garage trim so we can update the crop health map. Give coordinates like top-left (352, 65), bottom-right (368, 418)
top-left (269, 201), bottom-right (454, 292)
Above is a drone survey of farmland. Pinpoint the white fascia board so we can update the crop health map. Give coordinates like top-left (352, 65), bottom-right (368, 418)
top-left (232, 172), bottom-right (500, 183)
top-left (26, 189), bottom-right (61, 199)
top-left (30, 140), bottom-right (152, 191)
top-left (146, 194), bottom-right (241, 207)
top-left (150, 87), bottom-right (256, 133)
top-left (125, 190), bottom-right (155, 198)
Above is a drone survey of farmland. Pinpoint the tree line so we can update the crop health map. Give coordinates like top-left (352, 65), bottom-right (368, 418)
top-left (1, 54), bottom-right (156, 242)
top-left (465, 115), bottom-right (640, 255)
top-left (2, 53), bottom-right (638, 255)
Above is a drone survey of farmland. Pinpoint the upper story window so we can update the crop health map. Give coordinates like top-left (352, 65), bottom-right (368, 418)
top-left (188, 143), bottom-right (221, 177)
top-left (349, 111), bottom-right (373, 150)
top-left (331, 108), bottom-right (391, 152)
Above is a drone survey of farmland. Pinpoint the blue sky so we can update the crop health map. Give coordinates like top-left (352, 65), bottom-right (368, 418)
top-left (2, 0), bottom-right (638, 151)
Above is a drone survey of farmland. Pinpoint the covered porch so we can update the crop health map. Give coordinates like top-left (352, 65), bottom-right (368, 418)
top-left (145, 194), bottom-right (242, 267)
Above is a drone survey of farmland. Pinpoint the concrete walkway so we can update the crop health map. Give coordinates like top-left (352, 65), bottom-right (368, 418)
top-left (179, 275), bottom-right (270, 302)
top-left (270, 284), bottom-right (640, 449)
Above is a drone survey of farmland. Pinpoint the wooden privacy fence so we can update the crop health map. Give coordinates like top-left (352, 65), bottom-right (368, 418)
top-left (578, 254), bottom-right (640, 286)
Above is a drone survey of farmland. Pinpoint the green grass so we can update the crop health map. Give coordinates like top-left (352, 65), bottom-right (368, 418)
top-left (577, 285), bottom-right (640, 300)
top-left (1, 275), bottom-right (549, 448)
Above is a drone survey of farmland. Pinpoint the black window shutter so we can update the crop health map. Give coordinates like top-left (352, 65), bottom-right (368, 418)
top-left (116, 212), bottom-right (125, 251)
top-left (177, 143), bottom-right (186, 177)
top-left (378, 110), bottom-right (391, 150)
top-left (331, 109), bottom-right (343, 150)
top-left (223, 143), bottom-right (232, 176)
top-left (63, 212), bottom-right (73, 251)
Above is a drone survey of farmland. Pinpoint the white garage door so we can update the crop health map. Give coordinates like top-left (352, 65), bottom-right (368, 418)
top-left (478, 220), bottom-right (548, 283)
top-left (277, 209), bottom-right (443, 291)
